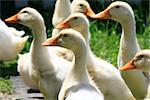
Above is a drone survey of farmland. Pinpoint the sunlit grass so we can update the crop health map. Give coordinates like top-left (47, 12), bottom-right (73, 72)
top-left (0, 77), bottom-right (13, 94)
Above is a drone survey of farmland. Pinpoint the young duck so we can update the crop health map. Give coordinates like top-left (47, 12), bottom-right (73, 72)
top-left (42, 28), bottom-right (104, 100)
top-left (0, 19), bottom-right (28, 61)
top-left (5, 7), bottom-right (72, 100)
top-left (88, 1), bottom-right (148, 99)
top-left (56, 13), bottom-right (135, 100)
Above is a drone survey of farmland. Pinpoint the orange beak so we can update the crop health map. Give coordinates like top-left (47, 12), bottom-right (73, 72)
top-left (94, 8), bottom-right (111, 19)
top-left (56, 20), bottom-right (70, 29)
top-left (42, 36), bottom-right (60, 46)
top-left (84, 7), bottom-right (96, 18)
top-left (5, 13), bottom-right (19, 23)
top-left (119, 60), bottom-right (136, 71)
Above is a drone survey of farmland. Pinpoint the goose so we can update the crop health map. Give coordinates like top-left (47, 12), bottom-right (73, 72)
top-left (51, 0), bottom-right (74, 62)
top-left (52, 0), bottom-right (71, 27)
top-left (5, 7), bottom-right (72, 100)
top-left (120, 50), bottom-right (150, 99)
top-left (120, 50), bottom-right (150, 73)
top-left (51, 0), bottom-right (95, 36)
top-left (0, 19), bottom-right (28, 61)
top-left (52, 0), bottom-right (71, 36)
top-left (90, 1), bottom-right (148, 99)
top-left (51, 0), bottom-right (93, 61)
top-left (71, 0), bottom-right (95, 17)
top-left (42, 28), bottom-right (104, 100)
top-left (56, 13), bottom-right (135, 100)
top-left (17, 52), bottom-right (38, 89)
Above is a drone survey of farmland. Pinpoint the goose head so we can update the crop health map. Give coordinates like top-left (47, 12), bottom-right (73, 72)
top-left (71, 0), bottom-right (95, 18)
top-left (120, 50), bottom-right (150, 72)
top-left (42, 29), bottom-right (85, 53)
top-left (93, 1), bottom-right (134, 23)
top-left (5, 7), bottom-right (44, 28)
top-left (56, 13), bottom-right (89, 39)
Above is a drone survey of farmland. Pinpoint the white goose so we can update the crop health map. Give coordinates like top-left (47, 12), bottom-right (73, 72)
top-left (120, 50), bottom-right (150, 72)
top-left (42, 28), bottom-right (104, 100)
top-left (52, 0), bottom-right (71, 27)
top-left (92, 1), bottom-right (148, 99)
top-left (52, 0), bottom-right (71, 36)
top-left (56, 13), bottom-right (135, 100)
top-left (71, 0), bottom-right (95, 17)
top-left (5, 7), bottom-right (72, 100)
top-left (120, 50), bottom-right (150, 99)
top-left (52, 0), bottom-right (95, 36)
top-left (0, 19), bottom-right (28, 61)
top-left (51, 0), bottom-right (74, 62)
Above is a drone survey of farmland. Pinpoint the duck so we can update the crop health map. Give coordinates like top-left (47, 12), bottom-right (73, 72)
top-left (56, 12), bottom-right (135, 100)
top-left (42, 28), bottom-right (104, 100)
top-left (71, 0), bottom-right (95, 17)
top-left (120, 50), bottom-right (150, 99)
top-left (0, 19), bottom-right (28, 61)
top-left (52, 0), bottom-right (71, 27)
top-left (51, 0), bottom-right (74, 61)
top-left (5, 7), bottom-right (72, 100)
top-left (120, 50), bottom-right (150, 73)
top-left (17, 52), bottom-right (38, 89)
top-left (90, 1), bottom-right (148, 99)
top-left (52, 0), bottom-right (71, 36)
top-left (52, 0), bottom-right (95, 36)
top-left (52, 0), bottom-right (93, 61)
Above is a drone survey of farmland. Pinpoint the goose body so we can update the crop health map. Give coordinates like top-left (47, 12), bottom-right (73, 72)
top-left (93, 1), bottom-right (148, 99)
top-left (42, 29), bottom-right (104, 100)
top-left (5, 7), bottom-right (72, 100)
top-left (52, 0), bottom-right (71, 27)
top-left (56, 12), bottom-right (135, 100)
top-left (52, 0), bottom-right (71, 36)
top-left (17, 52), bottom-right (37, 89)
top-left (0, 19), bottom-right (28, 61)
top-left (51, 0), bottom-right (74, 62)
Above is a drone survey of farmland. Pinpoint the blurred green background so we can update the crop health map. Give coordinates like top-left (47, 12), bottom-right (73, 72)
top-left (0, 0), bottom-right (149, 94)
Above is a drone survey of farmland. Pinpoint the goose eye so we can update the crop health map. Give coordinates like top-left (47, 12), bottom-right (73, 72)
top-left (73, 17), bottom-right (78, 20)
top-left (22, 11), bottom-right (28, 13)
top-left (115, 6), bottom-right (120, 8)
top-left (79, 4), bottom-right (84, 7)
top-left (139, 55), bottom-right (144, 58)
top-left (63, 34), bottom-right (68, 37)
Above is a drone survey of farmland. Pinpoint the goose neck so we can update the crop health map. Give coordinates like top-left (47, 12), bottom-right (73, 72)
top-left (72, 44), bottom-right (89, 82)
top-left (121, 17), bottom-right (136, 39)
top-left (32, 21), bottom-right (46, 43)
top-left (79, 28), bottom-right (90, 44)
top-left (31, 20), bottom-right (54, 72)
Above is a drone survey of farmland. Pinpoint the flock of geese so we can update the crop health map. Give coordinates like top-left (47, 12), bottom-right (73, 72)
top-left (1, 0), bottom-right (150, 100)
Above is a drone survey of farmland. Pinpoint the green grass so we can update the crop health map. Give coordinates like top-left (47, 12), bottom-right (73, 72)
top-left (0, 77), bottom-right (13, 94)
top-left (1, 20), bottom-right (149, 94)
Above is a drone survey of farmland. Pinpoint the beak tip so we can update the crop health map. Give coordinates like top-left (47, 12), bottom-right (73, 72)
top-left (5, 19), bottom-right (9, 22)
